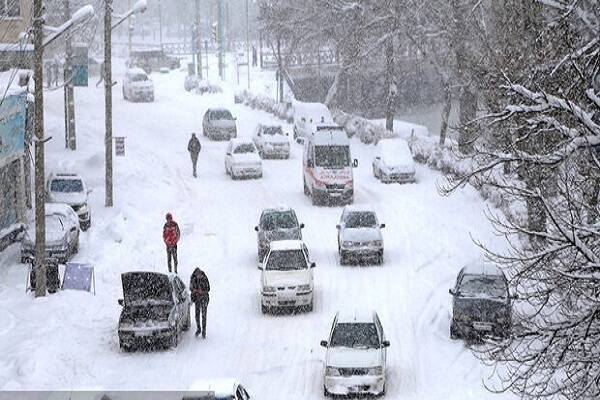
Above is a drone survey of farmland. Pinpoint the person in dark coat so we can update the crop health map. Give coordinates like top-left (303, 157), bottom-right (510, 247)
top-left (187, 133), bottom-right (201, 177)
top-left (190, 267), bottom-right (210, 338)
top-left (162, 213), bottom-right (181, 273)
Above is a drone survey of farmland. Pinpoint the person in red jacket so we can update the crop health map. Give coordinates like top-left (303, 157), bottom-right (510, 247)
top-left (163, 213), bottom-right (181, 273)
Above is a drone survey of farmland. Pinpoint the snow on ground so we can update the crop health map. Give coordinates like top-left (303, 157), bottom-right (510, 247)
top-left (0, 57), bottom-right (513, 399)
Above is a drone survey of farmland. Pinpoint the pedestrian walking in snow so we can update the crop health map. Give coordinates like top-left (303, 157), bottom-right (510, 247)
top-left (187, 133), bottom-right (201, 178)
top-left (51, 61), bottom-right (60, 87)
top-left (190, 267), bottom-right (210, 338)
top-left (163, 213), bottom-right (181, 273)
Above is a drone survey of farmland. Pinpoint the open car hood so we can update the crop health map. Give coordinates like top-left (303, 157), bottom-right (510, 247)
top-left (121, 272), bottom-right (173, 306)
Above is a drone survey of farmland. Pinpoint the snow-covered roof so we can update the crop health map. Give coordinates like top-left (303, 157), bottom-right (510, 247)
top-left (292, 101), bottom-right (332, 120)
top-left (0, 69), bottom-right (29, 97)
top-left (313, 129), bottom-right (349, 146)
top-left (45, 202), bottom-right (75, 216)
top-left (337, 309), bottom-right (376, 324)
top-left (343, 205), bottom-right (376, 214)
top-left (208, 107), bottom-right (231, 112)
top-left (49, 172), bottom-right (83, 180)
top-left (269, 239), bottom-right (304, 251)
top-left (229, 138), bottom-right (254, 147)
top-left (126, 67), bottom-right (147, 76)
top-left (462, 261), bottom-right (504, 277)
top-left (377, 138), bottom-right (412, 159)
top-left (263, 205), bottom-right (293, 214)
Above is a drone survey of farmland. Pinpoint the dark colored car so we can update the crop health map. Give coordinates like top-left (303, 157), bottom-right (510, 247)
top-left (449, 263), bottom-right (515, 340)
top-left (117, 272), bottom-right (191, 351)
top-left (254, 207), bottom-right (304, 262)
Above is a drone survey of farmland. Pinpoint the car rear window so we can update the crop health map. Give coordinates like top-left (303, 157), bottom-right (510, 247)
top-left (459, 274), bottom-right (507, 298)
top-left (233, 144), bottom-right (255, 154)
top-left (331, 322), bottom-right (380, 349)
top-left (263, 126), bottom-right (283, 135)
top-left (50, 179), bottom-right (83, 193)
top-left (345, 212), bottom-right (377, 228)
top-left (211, 110), bottom-right (233, 120)
top-left (260, 211), bottom-right (298, 230)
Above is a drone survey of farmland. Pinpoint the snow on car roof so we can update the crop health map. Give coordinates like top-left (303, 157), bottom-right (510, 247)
top-left (377, 138), bottom-right (412, 159)
top-left (188, 378), bottom-right (239, 396)
top-left (126, 67), bottom-right (147, 75)
top-left (337, 309), bottom-right (376, 324)
top-left (45, 202), bottom-right (75, 216)
top-left (269, 240), bottom-right (304, 251)
top-left (292, 100), bottom-right (332, 118)
top-left (229, 138), bottom-right (253, 146)
top-left (313, 129), bottom-right (349, 146)
top-left (50, 172), bottom-right (82, 179)
top-left (343, 205), bottom-right (376, 214)
top-left (462, 261), bottom-right (504, 276)
top-left (263, 205), bottom-right (293, 214)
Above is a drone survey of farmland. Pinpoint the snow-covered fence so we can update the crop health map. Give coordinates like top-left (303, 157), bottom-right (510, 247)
top-left (235, 90), bottom-right (294, 122)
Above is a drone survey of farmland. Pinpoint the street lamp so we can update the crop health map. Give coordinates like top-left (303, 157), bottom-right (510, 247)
top-left (31, 3), bottom-right (95, 298)
top-left (104, 0), bottom-right (147, 207)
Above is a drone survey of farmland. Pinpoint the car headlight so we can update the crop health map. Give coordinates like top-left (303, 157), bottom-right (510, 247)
top-left (370, 240), bottom-right (383, 247)
top-left (368, 366), bottom-right (383, 375)
top-left (325, 367), bottom-right (341, 376)
top-left (297, 284), bottom-right (311, 292)
top-left (263, 286), bottom-right (276, 293)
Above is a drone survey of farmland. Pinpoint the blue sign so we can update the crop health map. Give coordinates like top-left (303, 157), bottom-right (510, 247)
top-left (62, 262), bottom-right (95, 293)
top-left (0, 94), bottom-right (26, 166)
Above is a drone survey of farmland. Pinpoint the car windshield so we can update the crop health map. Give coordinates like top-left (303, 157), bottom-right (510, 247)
top-left (330, 323), bottom-right (380, 349)
top-left (345, 212), bottom-right (377, 228)
top-left (211, 110), bottom-right (233, 120)
top-left (265, 249), bottom-right (307, 271)
top-left (263, 126), bottom-right (283, 135)
top-left (131, 74), bottom-right (148, 82)
top-left (234, 144), bottom-right (255, 154)
top-left (50, 179), bottom-right (83, 193)
top-left (315, 146), bottom-right (350, 168)
top-left (260, 211), bottom-right (298, 230)
top-left (459, 275), bottom-right (507, 298)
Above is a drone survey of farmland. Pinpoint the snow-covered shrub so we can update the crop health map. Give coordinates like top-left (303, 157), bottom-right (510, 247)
top-left (195, 80), bottom-right (222, 95)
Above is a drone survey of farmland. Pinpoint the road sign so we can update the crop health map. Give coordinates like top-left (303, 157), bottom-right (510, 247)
top-left (72, 46), bottom-right (89, 86)
top-left (115, 136), bottom-right (126, 156)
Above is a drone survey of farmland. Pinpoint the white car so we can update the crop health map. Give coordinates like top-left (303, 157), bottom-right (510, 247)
top-left (225, 139), bottom-right (263, 179)
top-left (46, 172), bottom-right (92, 230)
top-left (320, 310), bottom-right (390, 397)
top-left (337, 206), bottom-right (385, 265)
top-left (21, 207), bottom-right (80, 263)
top-left (252, 123), bottom-right (291, 159)
top-left (123, 68), bottom-right (154, 102)
top-left (372, 138), bottom-right (416, 183)
top-left (292, 101), bottom-right (333, 142)
top-left (260, 240), bottom-right (315, 314)
top-left (189, 379), bottom-right (253, 400)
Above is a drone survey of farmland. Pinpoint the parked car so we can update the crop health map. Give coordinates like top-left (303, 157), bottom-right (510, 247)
top-left (259, 240), bottom-right (315, 314)
top-left (188, 380), bottom-right (253, 400)
top-left (46, 172), bottom-right (92, 230)
top-left (203, 108), bottom-right (237, 140)
top-left (21, 211), bottom-right (79, 264)
top-left (123, 68), bottom-right (154, 102)
top-left (117, 272), bottom-right (191, 351)
top-left (255, 207), bottom-right (304, 262)
top-left (292, 101), bottom-right (333, 142)
top-left (320, 310), bottom-right (390, 397)
top-left (252, 123), bottom-right (291, 159)
top-left (225, 139), bottom-right (262, 179)
top-left (372, 138), bottom-right (416, 183)
top-left (303, 126), bottom-right (358, 206)
top-left (126, 49), bottom-right (180, 73)
top-left (337, 206), bottom-right (385, 265)
top-left (184, 74), bottom-right (199, 92)
top-left (449, 262), bottom-right (515, 340)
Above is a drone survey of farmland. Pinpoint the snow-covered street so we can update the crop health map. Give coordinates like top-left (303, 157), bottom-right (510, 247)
top-left (0, 62), bottom-right (512, 400)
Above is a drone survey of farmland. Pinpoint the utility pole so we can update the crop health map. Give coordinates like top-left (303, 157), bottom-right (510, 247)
top-left (128, 0), bottom-right (132, 54)
top-left (33, 0), bottom-right (46, 297)
top-left (64, 0), bottom-right (76, 150)
top-left (245, 0), bottom-right (250, 89)
top-left (158, 0), bottom-right (163, 46)
top-left (194, 0), bottom-right (202, 78)
top-left (105, 0), bottom-right (113, 207)
top-left (217, 0), bottom-right (223, 79)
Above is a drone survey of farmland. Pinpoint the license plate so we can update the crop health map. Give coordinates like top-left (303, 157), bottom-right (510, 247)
top-left (278, 300), bottom-right (295, 306)
top-left (135, 331), bottom-right (152, 337)
top-left (473, 322), bottom-right (492, 331)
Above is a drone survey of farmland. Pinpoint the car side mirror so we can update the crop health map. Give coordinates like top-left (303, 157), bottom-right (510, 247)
top-left (449, 288), bottom-right (456, 296)
top-left (336, 224), bottom-right (341, 230)
top-left (118, 299), bottom-right (124, 306)
top-left (380, 224), bottom-right (385, 229)
top-left (286, 132), bottom-right (289, 136)
top-left (70, 227), bottom-right (77, 232)
top-left (375, 156), bottom-right (380, 160)
top-left (226, 152), bottom-right (231, 156)
top-left (310, 262), bottom-right (316, 268)
top-left (320, 340), bottom-right (328, 348)
top-left (300, 223), bottom-right (305, 229)
top-left (254, 226), bottom-right (259, 232)
top-left (352, 159), bottom-right (359, 168)
top-left (382, 340), bottom-right (390, 348)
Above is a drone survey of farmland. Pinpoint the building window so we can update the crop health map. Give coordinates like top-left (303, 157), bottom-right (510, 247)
top-left (0, 0), bottom-right (20, 18)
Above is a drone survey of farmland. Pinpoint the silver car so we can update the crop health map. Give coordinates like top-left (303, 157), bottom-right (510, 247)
top-left (203, 108), bottom-right (237, 141)
top-left (21, 213), bottom-right (79, 264)
top-left (255, 207), bottom-right (304, 261)
top-left (337, 206), bottom-right (385, 265)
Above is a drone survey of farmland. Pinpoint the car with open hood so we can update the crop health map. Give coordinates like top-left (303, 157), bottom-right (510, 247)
top-left (372, 138), bottom-right (416, 183)
top-left (252, 123), bottom-right (291, 159)
top-left (225, 139), bottom-right (262, 179)
top-left (337, 206), bottom-right (385, 265)
top-left (449, 262), bottom-right (515, 340)
top-left (259, 240), bottom-right (315, 314)
top-left (320, 310), bottom-right (390, 397)
top-left (117, 272), bottom-right (191, 351)
top-left (203, 108), bottom-right (237, 140)
top-left (123, 68), bottom-right (154, 102)
top-left (255, 206), bottom-right (304, 261)
top-left (46, 172), bottom-right (92, 230)
top-left (20, 212), bottom-right (79, 264)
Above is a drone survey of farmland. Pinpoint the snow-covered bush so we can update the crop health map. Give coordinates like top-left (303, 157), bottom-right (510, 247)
top-left (195, 80), bottom-right (223, 95)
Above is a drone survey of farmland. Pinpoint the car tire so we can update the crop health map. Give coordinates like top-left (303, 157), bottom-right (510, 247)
top-left (303, 180), bottom-right (310, 196)
top-left (306, 299), bottom-right (313, 313)
top-left (311, 191), bottom-right (320, 206)
top-left (323, 386), bottom-right (330, 397)
top-left (340, 251), bottom-right (347, 266)
top-left (120, 340), bottom-right (132, 352)
top-left (183, 310), bottom-right (191, 331)
top-left (378, 251), bottom-right (384, 265)
top-left (261, 304), bottom-right (269, 314)
top-left (122, 87), bottom-right (127, 101)
top-left (450, 321), bottom-right (460, 340)
top-left (170, 330), bottom-right (179, 348)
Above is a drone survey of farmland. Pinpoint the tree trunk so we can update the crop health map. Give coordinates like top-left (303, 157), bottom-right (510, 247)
top-left (385, 36), bottom-right (395, 133)
top-left (439, 78), bottom-right (451, 146)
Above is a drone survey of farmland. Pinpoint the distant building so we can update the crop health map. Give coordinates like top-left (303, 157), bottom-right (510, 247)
top-left (0, 0), bottom-right (33, 71)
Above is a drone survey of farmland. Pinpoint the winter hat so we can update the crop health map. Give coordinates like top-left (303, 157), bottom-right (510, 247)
top-left (166, 212), bottom-right (173, 221)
